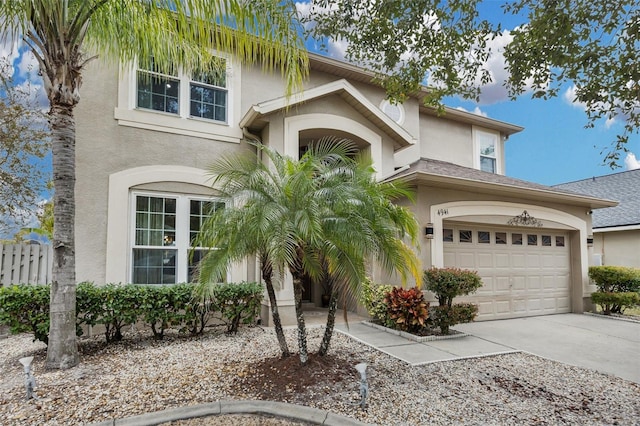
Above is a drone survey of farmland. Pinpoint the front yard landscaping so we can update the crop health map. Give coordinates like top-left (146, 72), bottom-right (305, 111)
top-left (1, 325), bottom-right (639, 425)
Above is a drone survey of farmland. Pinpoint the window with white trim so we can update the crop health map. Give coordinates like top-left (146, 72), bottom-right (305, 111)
top-left (131, 193), bottom-right (223, 284)
top-left (136, 57), bottom-right (228, 123)
top-left (473, 128), bottom-right (500, 174)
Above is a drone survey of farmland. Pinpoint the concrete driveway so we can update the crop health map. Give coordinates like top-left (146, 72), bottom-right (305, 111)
top-left (455, 314), bottom-right (640, 384)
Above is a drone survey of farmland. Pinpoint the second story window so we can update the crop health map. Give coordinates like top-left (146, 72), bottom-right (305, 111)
top-left (474, 128), bottom-right (500, 174)
top-left (479, 133), bottom-right (496, 173)
top-left (137, 58), bottom-right (180, 114)
top-left (135, 56), bottom-right (228, 123)
top-left (190, 59), bottom-right (227, 122)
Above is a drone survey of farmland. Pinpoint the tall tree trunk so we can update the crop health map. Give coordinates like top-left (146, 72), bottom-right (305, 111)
top-left (318, 288), bottom-right (338, 356)
top-left (45, 103), bottom-right (79, 369)
top-left (291, 272), bottom-right (308, 364)
top-left (261, 255), bottom-right (290, 357)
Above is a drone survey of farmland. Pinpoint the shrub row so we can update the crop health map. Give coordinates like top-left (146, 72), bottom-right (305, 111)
top-left (360, 267), bottom-right (483, 335)
top-left (0, 282), bottom-right (263, 345)
top-left (589, 266), bottom-right (640, 315)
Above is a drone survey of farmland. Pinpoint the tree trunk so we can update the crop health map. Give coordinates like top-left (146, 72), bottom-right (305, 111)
top-left (291, 272), bottom-right (308, 364)
top-left (318, 288), bottom-right (338, 356)
top-left (45, 103), bottom-right (79, 369)
top-left (261, 257), bottom-right (290, 357)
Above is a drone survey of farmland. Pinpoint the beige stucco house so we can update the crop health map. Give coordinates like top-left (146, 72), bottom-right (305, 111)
top-left (74, 52), bottom-right (615, 325)
top-left (555, 170), bottom-right (640, 268)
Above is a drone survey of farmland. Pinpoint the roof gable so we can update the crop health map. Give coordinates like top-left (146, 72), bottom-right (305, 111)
top-left (239, 79), bottom-right (417, 148)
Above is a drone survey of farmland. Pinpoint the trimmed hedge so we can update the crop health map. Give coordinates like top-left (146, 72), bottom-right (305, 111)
top-left (591, 292), bottom-right (640, 315)
top-left (423, 267), bottom-right (483, 335)
top-left (0, 282), bottom-right (264, 344)
top-left (588, 266), bottom-right (640, 293)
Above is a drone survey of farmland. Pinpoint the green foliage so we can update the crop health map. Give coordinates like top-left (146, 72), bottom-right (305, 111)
top-left (591, 292), bottom-right (640, 315)
top-left (0, 282), bottom-right (264, 344)
top-left (383, 287), bottom-right (429, 333)
top-left (359, 278), bottom-right (394, 326)
top-left (423, 268), bottom-right (482, 335)
top-left (209, 282), bottom-right (264, 334)
top-left (431, 303), bottom-right (479, 335)
top-left (303, 0), bottom-right (493, 106)
top-left (588, 266), bottom-right (640, 293)
top-left (0, 284), bottom-right (50, 344)
top-left (504, 0), bottom-right (639, 165)
top-left (423, 267), bottom-right (483, 307)
top-left (138, 285), bottom-right (192, 340)
top-left (76, 281), bottom-right (104, 334)
top-left (99, 285), bottom-right (144, 343)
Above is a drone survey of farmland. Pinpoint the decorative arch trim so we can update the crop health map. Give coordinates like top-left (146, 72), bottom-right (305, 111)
top-left (284, 113), bottom-right (383, 179)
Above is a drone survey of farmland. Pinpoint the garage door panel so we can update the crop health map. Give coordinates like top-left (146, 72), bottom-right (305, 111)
top-left (541, 254), bottom-right (557, 268)
top-left (443, 224), bottom-right (571, 321)
top-left (477, 253), bottom-right (493, 268)
top-left (495, 276), bottom-right (511, 292)
top-left (456, 252), bottom-right (476, 269)
top-left (495, 253), bottom-right (510, 268)
top-left (511, 253), bottom-right (526, 268)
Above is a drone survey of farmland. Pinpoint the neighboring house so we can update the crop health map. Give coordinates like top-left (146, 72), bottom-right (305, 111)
top-left (554, 170), bottom-right (640, 268)
top-left (75, 52), bottom-right (615, 325)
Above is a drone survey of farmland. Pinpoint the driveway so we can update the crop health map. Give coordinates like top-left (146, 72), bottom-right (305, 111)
top-left (455, 314), bottom-right (640, 384)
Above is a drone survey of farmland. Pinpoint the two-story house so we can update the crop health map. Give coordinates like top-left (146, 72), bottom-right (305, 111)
top-left (74, 52), bottom-right (615, 325)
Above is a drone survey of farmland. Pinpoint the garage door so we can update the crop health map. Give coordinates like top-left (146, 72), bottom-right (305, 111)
top-left (443, 224), bottom-right (571, 320)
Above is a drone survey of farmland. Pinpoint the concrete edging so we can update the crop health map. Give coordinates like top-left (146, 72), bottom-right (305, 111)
top-left (583, 311), bottom-right (640, 324)
top-left (89, 400), bottom-right (370, 426)
top-left (361, 320), bottom-right (468, 342)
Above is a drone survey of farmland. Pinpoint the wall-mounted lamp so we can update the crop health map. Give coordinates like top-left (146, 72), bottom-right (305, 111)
top-left (587, 236), bottom-right (594, 248)
top-left (425, 223), bottom-right (434, 239)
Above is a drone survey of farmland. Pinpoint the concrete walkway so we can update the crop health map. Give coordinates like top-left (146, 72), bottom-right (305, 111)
top-left (335, 313), bottom-right (639, 384)
top-left (334, 322), bottom-right (516, 365)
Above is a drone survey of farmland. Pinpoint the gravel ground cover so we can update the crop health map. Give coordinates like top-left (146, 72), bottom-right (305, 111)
top-left (1, 325), bottom-right (639, 425)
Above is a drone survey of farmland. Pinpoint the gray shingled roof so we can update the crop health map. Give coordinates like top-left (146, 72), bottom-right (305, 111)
top-left (392, 157), bottom-right (597, 195)
top-left (553, 169), bottom-right (640, 228)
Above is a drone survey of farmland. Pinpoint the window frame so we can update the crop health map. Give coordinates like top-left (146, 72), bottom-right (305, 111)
top-left (130, 191), bottom-right (224, 284)
top-left (473, 127), bottom-right (502, 174)
top-left (115, 52), bottom-right (241, 143)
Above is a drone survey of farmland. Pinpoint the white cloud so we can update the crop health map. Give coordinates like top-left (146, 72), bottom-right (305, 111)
top-left (16, 50), bottom-right (39, 79)
top-left (624, 152), bottom-right (640, 170)
top-left (474, 30), bottom-right (537, 104)
top-left (455, 106), bottom-right (488, 117)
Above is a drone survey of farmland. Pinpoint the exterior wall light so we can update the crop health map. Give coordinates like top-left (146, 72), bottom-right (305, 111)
top-left (425, 223), bottom-right (434, 239)
top-left (587, 236), bottom-right (594, 247)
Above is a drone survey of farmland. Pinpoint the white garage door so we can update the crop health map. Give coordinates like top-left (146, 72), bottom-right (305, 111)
top-left (443, 224), bottom-right (571, 320)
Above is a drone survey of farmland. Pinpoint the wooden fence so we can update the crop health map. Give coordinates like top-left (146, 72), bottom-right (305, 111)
top-left (0, 243), bottom-right (53, 286)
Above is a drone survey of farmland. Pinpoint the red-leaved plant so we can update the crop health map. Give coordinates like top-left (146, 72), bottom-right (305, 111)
top-left (383, 287), bottom-right (429, 333)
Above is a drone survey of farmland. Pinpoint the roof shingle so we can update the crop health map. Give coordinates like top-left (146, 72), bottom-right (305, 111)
top-left (553, 169), bottom-right (640, 228)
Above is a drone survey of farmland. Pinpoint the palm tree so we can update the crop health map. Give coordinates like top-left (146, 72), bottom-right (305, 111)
top-left (0, 0), bottom-right (308, 369)
top-left (197, 138), bottom-right (421, 364)
top-left (316, 158), bottom-right (422, 355)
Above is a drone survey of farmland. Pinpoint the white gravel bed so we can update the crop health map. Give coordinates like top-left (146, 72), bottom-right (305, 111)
top-left (1, 326), bottom-right (639, 425)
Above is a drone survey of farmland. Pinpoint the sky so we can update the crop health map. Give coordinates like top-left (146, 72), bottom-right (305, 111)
top-left (297, 1), bottom-right (640, 186)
